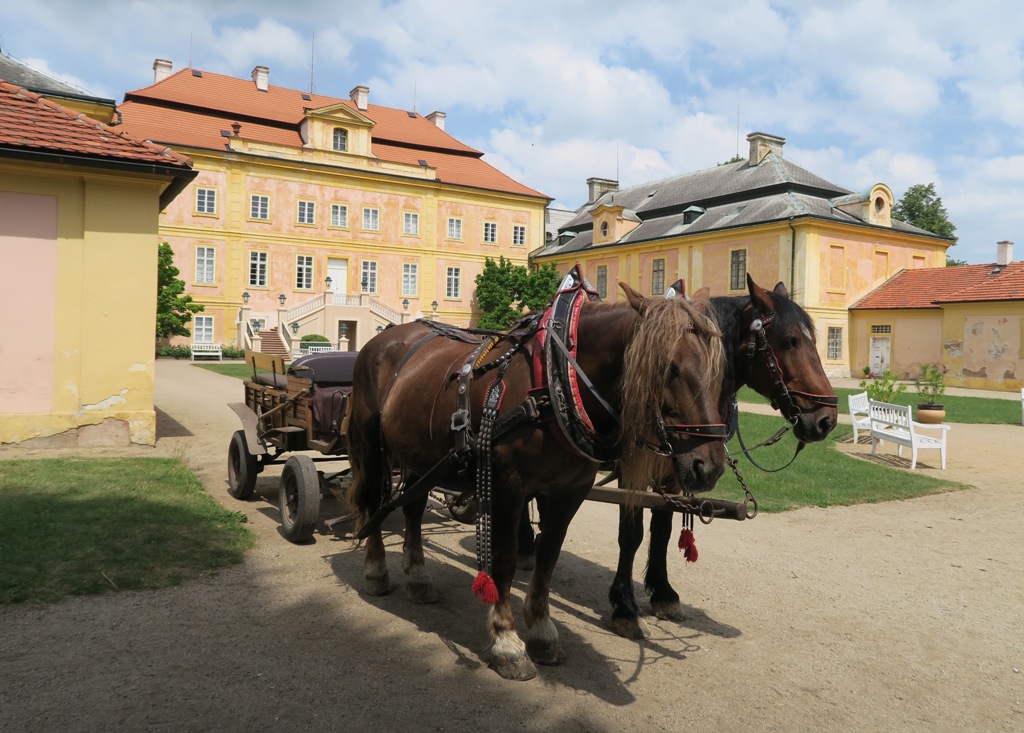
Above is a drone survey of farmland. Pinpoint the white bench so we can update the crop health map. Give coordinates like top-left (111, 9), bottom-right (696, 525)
top-left (304, 344), bottom-right (334, 354)
top-left (868, 399), bottom-right (949, 470)
top-left (190, 343), bottom-right (223, 361)
top-left (848, 391), bottom-right (870, 442)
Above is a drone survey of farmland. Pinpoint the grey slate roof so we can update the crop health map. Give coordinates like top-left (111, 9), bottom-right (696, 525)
top-left (0, 53), bottom-right (112, 104)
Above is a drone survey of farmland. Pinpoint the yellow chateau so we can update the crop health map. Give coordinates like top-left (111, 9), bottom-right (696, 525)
top-left (118, 61), bottom-right (549, 354)
top-left (533, 133), bottom-right (952, 378)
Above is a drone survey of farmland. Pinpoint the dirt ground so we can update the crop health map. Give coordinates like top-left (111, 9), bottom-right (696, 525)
top-left (1, 360), bottom-right (1021, 733)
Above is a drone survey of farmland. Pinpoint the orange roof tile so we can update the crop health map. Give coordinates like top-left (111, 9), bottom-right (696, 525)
top-left (0, 80), bottom-right (192, 169)
top-left (117, 68), bottom-right (546, 199)
top-left (852, 262), bottom-right (1024, 309)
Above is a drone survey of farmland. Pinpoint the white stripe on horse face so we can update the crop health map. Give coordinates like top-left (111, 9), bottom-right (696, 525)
top-left (801, 324), bottom-right (814, 342)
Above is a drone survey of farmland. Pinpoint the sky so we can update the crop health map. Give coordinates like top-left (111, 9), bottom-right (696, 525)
top-left (2, 0), bottom-right (1022, 265)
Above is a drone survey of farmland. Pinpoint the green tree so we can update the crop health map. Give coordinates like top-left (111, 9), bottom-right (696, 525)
top-left (474, 257), bottom-right (561, 330)
top-left (892, 183), bottom-right (961, 265)
top-left (156, 242), bottom-right (204, 339)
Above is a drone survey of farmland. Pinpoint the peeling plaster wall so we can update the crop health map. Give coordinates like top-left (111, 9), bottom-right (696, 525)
top-left (943, 303), bottom-right (1024, 392)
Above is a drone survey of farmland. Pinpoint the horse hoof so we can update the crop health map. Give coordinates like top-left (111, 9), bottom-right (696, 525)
top-left (405, 581), bottom-right (439, 604)
top-left (525, 638), bottom-right (567, 666)
top-left (612, 616), bottom-right (649, 640)
top-left (364, 575), bottom-right (391, 596)
top-left (516, 553), bottom-right (535, 572)
top-left (490, 653), bottom-right (537, 681)
top-left (651, 600), bottom-right (685, 621)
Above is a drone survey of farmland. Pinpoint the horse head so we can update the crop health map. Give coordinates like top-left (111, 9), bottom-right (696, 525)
top-left (617, 283), bottom-right (727, 494)
top-left (743, 275), bottom-right (838, 442)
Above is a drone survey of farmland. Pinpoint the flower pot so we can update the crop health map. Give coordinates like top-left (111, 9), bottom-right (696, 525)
top-left (916, 404), bottom-right (945, 424)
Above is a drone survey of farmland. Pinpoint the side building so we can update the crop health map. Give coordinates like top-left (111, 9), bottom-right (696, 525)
top-left (117, 61), bottom-right (550, 354)
top-left (530, 132), bottom-right (951, 378)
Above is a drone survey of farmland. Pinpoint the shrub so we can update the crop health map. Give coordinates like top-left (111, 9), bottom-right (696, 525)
top-left (913, 364), bottom-right (946, 405)
top-left (156, 345), bottom-right (192, 359)
top-left (858, 369), bottom-right (906, 403)
top-left (300, 333), bottom-right (330, 343)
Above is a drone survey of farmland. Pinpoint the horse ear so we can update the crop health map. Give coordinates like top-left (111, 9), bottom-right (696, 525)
top-left (691, 286), bottom-right (711, 301)
top-left (619, 281), bottom-right (646, 311)
top-left (773, 281), bottom-right (790, 298)
top-left (747, 273), bottom-right (775, 314)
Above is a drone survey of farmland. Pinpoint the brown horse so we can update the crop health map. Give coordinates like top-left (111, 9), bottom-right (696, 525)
top-left (346, 282), bottom-right (727, 680)
top-left (606, 275), bottom-right (839, 637)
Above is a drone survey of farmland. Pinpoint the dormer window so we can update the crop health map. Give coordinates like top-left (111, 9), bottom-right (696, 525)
top-left (683, 205), bottom-right (705, 225)
top-left (332, 128), bottom-right (348, 152)
top-left (601, 221), bottom-right (609, 237)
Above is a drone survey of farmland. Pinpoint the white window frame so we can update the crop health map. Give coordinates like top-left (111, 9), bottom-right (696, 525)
top-left (295, 255), bottom-right (314, 290)
top-left (248, 251), bottom-right (268, 288)
top-left (447, 217), bottom-right (462, 240)
top-left (332, 127), bottom-right (348, 152)
top-left (330, 203), bottom-right (348, 228)
top-left (249, 194), bottom-right (269, 220)
top-left (362, 207), bottom-right (380, 231)
top-left (827, 326), bottom-right (843, 361)
top-left (513, 225), bottom-right (527, 247)
top-left (652, 258), bottom-right (666, 296)
top-left (193, 315), bottom-right (214, 344)
top-left (194, 246), bottom-right (216, 284)
top-left (446, 266), bottom-right (461, 299)
top-left (402, 263), bottom-right (418, 296)
top-left (361, 261), bottom-right (378, 294)
top-left (196, 187), bottom-right (217, 215)
top-left (403, 212), bottom-right (419, 236)
top-left (483, 221), bottom-right (497, 243)
top-left (297, 200), bottom-right (316, 225)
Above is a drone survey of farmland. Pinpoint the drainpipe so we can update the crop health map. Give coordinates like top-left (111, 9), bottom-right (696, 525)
top-left (787, 217), bottom-right (797, 298)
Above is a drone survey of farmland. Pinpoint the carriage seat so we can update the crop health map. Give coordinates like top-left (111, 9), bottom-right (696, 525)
top-left (288, 351), bottom-right (359, 387)
top-left (250, 372), bottom-right (289, 389)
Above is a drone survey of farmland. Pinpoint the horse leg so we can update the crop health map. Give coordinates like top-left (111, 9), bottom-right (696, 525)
top-left (522, 488), bottom-right (588, 667)
top-left (647, 508), bottom-right (685, 621)
top-left (363, 527), bottom-right (391, 596)
top-left (402, 487), bottom-right (439, 604)
top-left (357, 444), bottom-right (391, 596)
top-left (609, 504), bottom-right (648, 639)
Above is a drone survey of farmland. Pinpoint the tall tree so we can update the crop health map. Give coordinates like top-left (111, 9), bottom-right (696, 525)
top-left (474, 257), bottom-right (561, 330)
top-left (892, 183), bottom-right (962, 264)
top-left (156, 242), bottom-right (204, 338)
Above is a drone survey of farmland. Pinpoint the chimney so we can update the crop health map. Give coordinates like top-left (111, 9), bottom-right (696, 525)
top-left (350, 85), bottom-right (369, 111)
top-left (153, 58), bottom-right (173, 84)
top-left (587, 177), bottom-right (619, 205)
top-left (747, 131), bottom-right (786, 166)
top-left (996, 240), bottom-right (1014, 266)
top-left (251, 65), bottom-right (269, 92)
top-left (426, 110), bottom-right (446, 131)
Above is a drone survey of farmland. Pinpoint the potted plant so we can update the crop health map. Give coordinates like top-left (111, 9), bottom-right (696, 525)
top-left (913, 364), bottom-right (946, 424)
top-left (858, 369), bottom-right (906, 403)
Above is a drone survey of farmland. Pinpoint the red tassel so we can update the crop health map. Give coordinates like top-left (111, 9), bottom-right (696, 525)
top-left (678, 528), bottom-right (698, 563)
top-left (472, 571), bottom-right (499, 604)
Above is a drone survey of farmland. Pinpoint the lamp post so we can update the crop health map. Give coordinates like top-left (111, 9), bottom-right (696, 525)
top-left (324, 276), bottom-right (332, 293)
top-left (376, 325), bottom-right (384, 334)
top-left (402, 298), bottom-right (409, 311)
top-left (431, 300), bottom-right (439, 320)
top-left (242, 291), bottom-right (250, 305)
top-left (339, 322), bottom-right (349, 351)
top-left (290, 321), bottom-right (299, 335)
top-left (278, 293), bottom-right (287, 307)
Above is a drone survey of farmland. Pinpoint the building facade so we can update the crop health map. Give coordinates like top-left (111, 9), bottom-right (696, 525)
top-left (116, 62), bottom-right (549, 352)
top-left (530, 132), bottom-right (952, 378)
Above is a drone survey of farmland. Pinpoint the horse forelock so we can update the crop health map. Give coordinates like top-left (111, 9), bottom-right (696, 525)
top-left (768, 290), bottom-right (816, 342)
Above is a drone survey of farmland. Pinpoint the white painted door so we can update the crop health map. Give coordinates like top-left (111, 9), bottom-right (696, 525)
top-left (870, 337), bottom-right (891, 374)
top-left (327, 259), bottom-right (348, 299)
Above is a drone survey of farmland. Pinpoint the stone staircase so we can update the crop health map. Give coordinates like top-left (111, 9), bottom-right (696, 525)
top-left (257, 329), bottom-right (290, 360)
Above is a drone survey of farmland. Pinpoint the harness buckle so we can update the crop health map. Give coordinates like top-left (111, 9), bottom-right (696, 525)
top-left (451, 409), bottom-right (470, 433)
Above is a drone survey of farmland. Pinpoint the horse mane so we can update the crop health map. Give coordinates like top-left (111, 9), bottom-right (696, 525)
top-left (618, 296), bottom-right (723, 492)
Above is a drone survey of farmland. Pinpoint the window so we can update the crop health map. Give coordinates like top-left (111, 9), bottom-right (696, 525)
top-left (194, 246), bottom-right (215, 284)
top-left (404, 212), bottom-right (419, 236)
top-left (363, 207), bottom-right (380, 231)
top-left (248, 251), bottom-right (268, 287)
top-left (193, 315), bottom-right (214, 344)
top-left (871, 325), bottom-right (892, 335)
top-left (250, 194), bottom-right (269, 220)
top-left (483, 222), bottom-right (497, 243)
top-left (513, 225), bottom-right (527, 247)
top-left (447, 217), bottom-right (462, 240)
top-left (196, 187), bottom-right (216, 215)
top-left (730, 249), bottom-right (747, 290)
top-left (827, 327), bottom-right (842, 360)
top-left (446, 266), bottom-right (461, 299)
top-left (332, 127), bottom-right (348, 152)
top-left (297, 200), bottom-right (316, 225)
top-left (331, 203), bottom-right (348, 228)
top-left (402, 263), bottom-right (418, 296)
top-left (296, 255), bottom-right (314, 290)
top-left (600, 221), bottom-right (609, 237)
top-left (361, 261), bottom-right (378, 294)
top-left (652, 258), bottom-right (666, 296)
top-left (596, 265), bottom-right (608, 300)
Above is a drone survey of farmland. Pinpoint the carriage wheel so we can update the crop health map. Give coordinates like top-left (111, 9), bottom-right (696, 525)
top-left (227, 430), bottom-right (258, 500)
top-left (279, 455), bottom-right (320, 543)
top-left (447, 492), bottom-right (478, 524)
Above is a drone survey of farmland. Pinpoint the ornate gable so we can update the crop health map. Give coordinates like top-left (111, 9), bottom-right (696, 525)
top-left (300, 103), bottom-right (375, 158)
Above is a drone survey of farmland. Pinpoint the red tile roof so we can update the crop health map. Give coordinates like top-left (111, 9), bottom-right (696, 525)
top-left (0, 80), bottom-right (192, 169)
top-left (851, 262), bottom-right (1024, 309)
top-left (117, 68), bottom-right (547, 199)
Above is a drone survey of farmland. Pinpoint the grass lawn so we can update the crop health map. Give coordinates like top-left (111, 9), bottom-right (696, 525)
top-left (712, 412), bottom-right (966, 513)
top-left (0, 457), bottom-right (254, 604)
top-left (194, 362), bottom-right (255, 380)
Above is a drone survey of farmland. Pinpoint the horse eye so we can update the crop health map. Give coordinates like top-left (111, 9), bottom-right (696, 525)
top-left (668, 361), bottom-right (681, 378)
top-left (784, 335), bottom-right (799, 350)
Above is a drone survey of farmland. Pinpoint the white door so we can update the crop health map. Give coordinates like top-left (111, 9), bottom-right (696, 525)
top-left (327, 259), bottom-right (348, 300)
top-left (870, 337), bottom-right (891, 374)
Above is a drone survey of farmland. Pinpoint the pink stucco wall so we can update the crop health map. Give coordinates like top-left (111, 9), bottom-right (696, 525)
top-left (0, 191), bottom-right (57, 413)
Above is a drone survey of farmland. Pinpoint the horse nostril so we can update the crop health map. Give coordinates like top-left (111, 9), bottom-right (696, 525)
top-left (691, 458), bottom-right (705, 481)
top-left (818, 413), bottom-right (836, 434)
